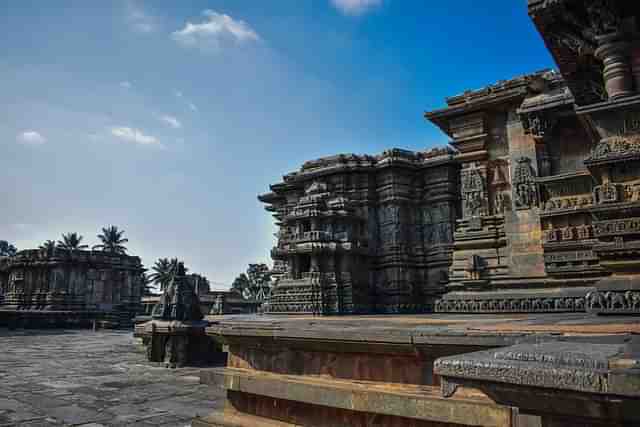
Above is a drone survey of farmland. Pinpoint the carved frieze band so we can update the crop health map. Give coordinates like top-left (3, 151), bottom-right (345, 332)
top-left (543, 225), bottom-right (594, 243)
top-left (586, 135), bottom-right (640, 164)
top-left (586, 290), bottom-right (640, 314)
top-left (434, 296), bottom-right (585, 313)
top-left (593, 218), bottom-right (640, 237)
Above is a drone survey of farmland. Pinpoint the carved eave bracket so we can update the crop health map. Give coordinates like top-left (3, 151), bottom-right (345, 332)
top-left (530, 0), bottom-right (640, 107)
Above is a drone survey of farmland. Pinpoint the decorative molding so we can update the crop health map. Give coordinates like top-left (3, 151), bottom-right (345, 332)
top-left (585, 135), bottom-right (640, 165)
top-left (434, 295), bottom-right (585, 313)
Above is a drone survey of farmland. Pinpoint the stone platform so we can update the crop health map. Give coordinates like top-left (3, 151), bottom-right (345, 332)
top-left (195, 313), bottom-right (640, 427)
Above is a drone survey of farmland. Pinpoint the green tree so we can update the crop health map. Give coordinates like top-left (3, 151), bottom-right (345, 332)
top-left (39, 240), bottom-right (56, 255)
top-left (57, 233), bottom-right (88, 251)
top-left (149, 258), bottom-right (188, 291)
top-left (232, 273), bottom-right (250, 294)
top-left (233, 264), bottom-right (272, 301)
top-left (0, 240), bottom-right (17, 257)
top-left (94, 225), bottom-right (129, 254)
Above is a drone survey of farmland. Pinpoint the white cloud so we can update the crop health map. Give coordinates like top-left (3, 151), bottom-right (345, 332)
top-left (331, 0), bottom-right (382, 15)
top-left (126, 1), bottom-right (157, 33)
top-left (159, 115), bottom-right (181, 129)
top-left (17, 130), bottom-right (46, 145)
top-left (120, 81), bottom-right (132, 89)
top-left (188, 102), bottom-right (198, 112)
top-left (174, 90), bottom-right (183, 98)
top-left (110, 127), bottom-right (161, 146)
top-left (171, 10), bottom-right (260, 51)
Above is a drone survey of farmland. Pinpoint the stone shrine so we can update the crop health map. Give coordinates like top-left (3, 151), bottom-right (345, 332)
top-left (139, 262), bottom-right (221, 367)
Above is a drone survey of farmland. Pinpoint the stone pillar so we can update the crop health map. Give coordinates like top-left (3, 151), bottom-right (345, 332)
top-left (595, 33), bottom-right (633, 100)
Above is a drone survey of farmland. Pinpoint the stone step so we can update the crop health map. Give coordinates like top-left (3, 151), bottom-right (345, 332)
top-left (201, 367), bottom-right (518, 427)
top-left (193, 408), bottom-right (298, 427)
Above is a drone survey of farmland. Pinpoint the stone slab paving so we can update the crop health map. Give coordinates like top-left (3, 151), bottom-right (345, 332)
top-left (0, 329), bottom-right (224, 427)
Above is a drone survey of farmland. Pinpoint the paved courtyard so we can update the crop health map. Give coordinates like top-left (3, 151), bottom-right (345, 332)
top-left (0, 329), bottom-right (224, 426)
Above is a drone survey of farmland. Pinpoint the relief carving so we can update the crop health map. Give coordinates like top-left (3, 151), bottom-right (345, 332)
top-left (586, 135), bottom-right (640, 163)
top-left (513, 157), bottom-right (538, 209)
top-left (461, 166), bottom-right (488, 218)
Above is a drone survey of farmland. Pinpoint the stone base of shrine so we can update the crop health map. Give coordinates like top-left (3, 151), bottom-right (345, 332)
top-left (0, 308), bottom-right (131, 329)
top-left (193, 313), bottom-right (640, 427)
top-left (137, 319), bottom-right (225, 368)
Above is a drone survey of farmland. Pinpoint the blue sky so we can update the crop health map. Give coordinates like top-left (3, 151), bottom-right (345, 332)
top-left (0, 0), bottom-right (554, 288)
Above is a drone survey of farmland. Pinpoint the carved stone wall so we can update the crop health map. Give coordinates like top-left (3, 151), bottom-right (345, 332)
top-left (0, 249), bottom-right (145, 315)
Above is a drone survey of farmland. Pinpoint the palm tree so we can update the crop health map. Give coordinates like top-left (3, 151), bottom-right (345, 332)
top-left (93, 225), bottom-right (128, 254)
top-left (149, 258), bottom-right (173, 291)
top-left (57, 232), bottom-right (88, 251)
top-left (0, 240), bottom-right (17, 257)
top-left (149, 258), bottom-right (189, 291)
top-left (39, 240), bottom-right (56, 255)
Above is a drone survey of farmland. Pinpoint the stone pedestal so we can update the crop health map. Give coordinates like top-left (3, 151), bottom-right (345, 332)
top-left (193, 314), bottom-right (640, 427)
top-left (139, 320), bottom-right (222, 368)
top-left (435, 341), bottom-right (640, 426)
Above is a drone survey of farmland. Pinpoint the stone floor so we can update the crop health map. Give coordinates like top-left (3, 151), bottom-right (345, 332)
top-left (0, 329), bottom-right (224, 427)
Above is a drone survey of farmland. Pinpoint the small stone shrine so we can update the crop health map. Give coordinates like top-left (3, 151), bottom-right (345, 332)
top-left (140, 262), bottom-right (220, 368)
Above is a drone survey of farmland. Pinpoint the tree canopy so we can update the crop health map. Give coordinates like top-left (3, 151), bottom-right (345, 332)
top-left (0, 240), bottom-right (17, 257)
top-left (57, 232), bottom-right (89, 251)
top-left (94, 225), bottom-right (128, 254)
top-left (232, 263), bottom-right (273, 301)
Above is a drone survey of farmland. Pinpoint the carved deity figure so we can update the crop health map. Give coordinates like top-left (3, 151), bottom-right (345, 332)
top-left (513, 157), bottom-right (538, 209)
top-left (461, 167), bottom-right (487, 218)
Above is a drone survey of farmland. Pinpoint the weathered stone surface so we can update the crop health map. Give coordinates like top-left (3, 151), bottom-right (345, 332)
top-left (0, 329), bottom-right (224, 426)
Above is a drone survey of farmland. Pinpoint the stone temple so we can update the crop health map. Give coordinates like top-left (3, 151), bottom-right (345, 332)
top-left (260, 0), bottom-right (640, 317)
top-left (0, 248), bottom-right (144, 327)
top-left (259, 147), bottom-right (457, 314)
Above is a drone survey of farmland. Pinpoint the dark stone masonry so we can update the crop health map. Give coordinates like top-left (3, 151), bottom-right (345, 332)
top-left (259, 0), bottom-right (640, 317)
top-left (0, 249), bottom-right (145, 328)
top-left (195, 1), bottom-right (640, 427)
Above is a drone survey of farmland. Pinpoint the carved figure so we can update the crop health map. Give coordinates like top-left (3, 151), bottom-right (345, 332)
top-left (461, 167), bottom-right (487, 217)
top-left (513, 157), bottom-right (538, 209)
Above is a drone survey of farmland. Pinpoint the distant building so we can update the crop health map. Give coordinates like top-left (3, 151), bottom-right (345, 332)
top-left (0, 249), bottom-right (145, 327)
top-left (139, 289), bottom-right (260, 320)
